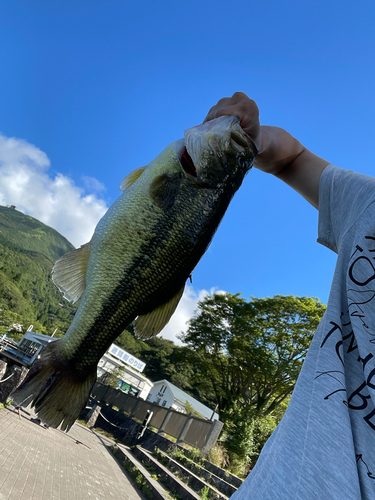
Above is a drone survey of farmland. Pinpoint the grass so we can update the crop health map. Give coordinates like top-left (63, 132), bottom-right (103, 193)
top-left (109, 446), bottom-right (153, 499)
top-left (0, 398), bottom-right (13, 411)
top-left (77, 419), bottom-right (89, 427)
top-left (200, 486), bottom-right (210, 500)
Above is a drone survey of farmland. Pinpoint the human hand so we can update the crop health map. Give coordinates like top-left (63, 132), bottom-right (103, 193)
top-left (203, 92), bottom-right (265, 153)
top-left (203, 92), bottom-right (304, 175)
top-left (203, 92), bottom-right (329, 208)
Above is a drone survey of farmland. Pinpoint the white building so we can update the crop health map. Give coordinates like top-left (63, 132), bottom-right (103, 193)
top-left (147, 379), bottom-right (219, 420)
top-left (5, 331), bottom-right (59, 366)
top-left (97, 343), bottom-right (153, 400)
top-left (1, 332), bottom-right (153, 399)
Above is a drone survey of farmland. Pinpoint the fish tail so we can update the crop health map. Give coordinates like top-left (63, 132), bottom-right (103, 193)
top-left (12, 340), bottom-right (96, 432)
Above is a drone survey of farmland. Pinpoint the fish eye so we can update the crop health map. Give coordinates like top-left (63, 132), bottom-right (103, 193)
top-left (180, 147), bottom-right (197, 178)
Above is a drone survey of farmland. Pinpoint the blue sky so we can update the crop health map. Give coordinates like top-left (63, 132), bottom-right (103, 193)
top-left (1, 0), bottom-right (375, 341)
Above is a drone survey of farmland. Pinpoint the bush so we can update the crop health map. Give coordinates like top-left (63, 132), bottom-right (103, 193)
top-left (223, 413), bottom-right (277, 477)
top-left (208, 443), bottom-right (229, 470)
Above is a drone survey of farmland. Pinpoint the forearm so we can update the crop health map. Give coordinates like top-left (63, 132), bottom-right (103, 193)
top-left (254, 126), bottom-right (304, 174)
top-left (256, 126), bottom-right (329, 209)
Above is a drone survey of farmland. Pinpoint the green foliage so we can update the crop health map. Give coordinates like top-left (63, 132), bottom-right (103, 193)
top-left (179, 292), bottom-right (326, 473)
top-left (113, 448), bottom-right (152, 498)
top-left (180, 293), bottom-right (325, 419)
top-left (0, 206), bottom-right (78, 336)
top-left (184, 400), bottom-right (202, 418)
top-left (171, 446), bottom-right (187, 463)
top-left (0, 398), bottom-right (13, 411)
top-left (207, 443), bottom-right (229, 470)
top-left (103, 366), bottom-right (126, 389)
top-left (0, 308), bottom-right (47, 341)
top-left (0, 206), bottom-right (73, 262)
top-left (200, 486), bottom-right (210, 500)
top-left (135, 337), bottom-right (197, 397)
top-left (223, 411), bottom-right (278, 476)
top-left (114, 326), bottom-right (145, 357)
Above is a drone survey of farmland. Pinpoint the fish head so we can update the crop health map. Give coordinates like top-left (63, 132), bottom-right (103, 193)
top-left (182, 115), bottom-right (258, 189)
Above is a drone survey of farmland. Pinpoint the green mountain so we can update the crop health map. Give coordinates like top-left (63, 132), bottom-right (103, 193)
top-left (0, 205), bottom-right (74, 262)
top-left (0, 205), bottom-right (78, 338)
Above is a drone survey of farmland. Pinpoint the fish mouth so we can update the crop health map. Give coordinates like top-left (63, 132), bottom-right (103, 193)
top-left (179, 147), bottom-right (216, 189)
top-left (180, 147), bottom-right (197, 179)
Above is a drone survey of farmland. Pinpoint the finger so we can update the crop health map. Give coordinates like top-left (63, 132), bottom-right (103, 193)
top-left (229, 91), bottom-right (250, 103)
top-left (204, 100), bottom-right (259, 137)
top-left (203, 97), bottom-right (231, 123)
top-left (203, 92), bottom-right (256, 125)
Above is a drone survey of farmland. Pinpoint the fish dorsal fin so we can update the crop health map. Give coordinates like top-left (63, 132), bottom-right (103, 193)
top-left (51, 242), bottom-right (91, 303)
top-left (134, 285), bottom-right (185, 339)
top-left (119, 167), bottom-right (145, 191)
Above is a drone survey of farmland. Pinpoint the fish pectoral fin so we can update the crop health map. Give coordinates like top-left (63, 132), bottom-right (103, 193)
top-left (134, 285), bottom-right (185, 339)
top-left (119, 166), bottom-right (146, 191)
top-left (149, 172), bottom-right (182, 209)
top-left (51, 242), bottom-right (91, 303)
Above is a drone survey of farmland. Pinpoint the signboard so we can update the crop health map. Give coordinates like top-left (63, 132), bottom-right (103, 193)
top-left (108, 344), bottom-right (146, 372)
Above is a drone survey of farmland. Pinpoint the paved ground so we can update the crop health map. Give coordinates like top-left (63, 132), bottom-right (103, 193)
top-left (0, 406), bottom-right (147, 500)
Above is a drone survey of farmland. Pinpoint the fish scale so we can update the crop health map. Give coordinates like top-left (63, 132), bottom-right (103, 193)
top-left (12, 115), bottom-right (257, 431)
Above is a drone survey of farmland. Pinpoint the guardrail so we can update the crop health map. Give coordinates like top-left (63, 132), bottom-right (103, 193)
top-left (92, 382), bottom-right (223, 453)
top-left (0, 338), bottom-right (33, 366)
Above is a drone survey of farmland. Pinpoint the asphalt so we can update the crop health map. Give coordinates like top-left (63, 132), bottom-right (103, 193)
top-left (0, 405), bottom-right (147, 500)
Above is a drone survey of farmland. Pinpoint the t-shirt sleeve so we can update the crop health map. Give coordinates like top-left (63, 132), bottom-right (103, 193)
top-left (318, 164), bottom-right (375, 253)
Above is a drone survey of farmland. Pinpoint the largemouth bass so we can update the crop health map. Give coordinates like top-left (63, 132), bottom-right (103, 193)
top-left (13, 116), bottom-right (257, 430)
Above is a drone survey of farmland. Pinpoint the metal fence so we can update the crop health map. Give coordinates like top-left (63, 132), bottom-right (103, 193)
top-left (92, 382), bottom-right (223, 452)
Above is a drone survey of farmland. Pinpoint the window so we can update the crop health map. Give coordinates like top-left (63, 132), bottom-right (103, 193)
top-left (156, 397), bottom-right (161, 405)
top-left (162, 400), bottom-right (167, 407)
top-left (18, 339), bottom-right (39, 357)
top-left (110, 345), bottom-right (118, 356)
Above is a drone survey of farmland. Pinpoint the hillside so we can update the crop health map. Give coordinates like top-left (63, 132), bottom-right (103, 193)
top-left (0, 205), bottom-right (74, 263)
top-left (0, 206), bottom-right (78, 338)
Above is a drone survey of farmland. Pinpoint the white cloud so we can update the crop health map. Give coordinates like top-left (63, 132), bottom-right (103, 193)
top-left (82, 175), bottom-right (106, 194)
top-left (0, 133), bottom-right (108, 247)
top-left (159, 284), bottom-right (225, 345)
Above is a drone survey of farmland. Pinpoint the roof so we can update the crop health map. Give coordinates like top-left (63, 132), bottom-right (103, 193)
top-left (154, 380), bottom-right (218, 421)
top-left (22, 331), bottom-right (59, 346)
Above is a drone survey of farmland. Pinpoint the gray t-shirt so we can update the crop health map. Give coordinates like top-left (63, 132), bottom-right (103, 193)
top-left (232, 165), bottom-right (375, 500)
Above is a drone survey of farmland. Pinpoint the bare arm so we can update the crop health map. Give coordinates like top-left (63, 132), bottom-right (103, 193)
top-left (204, 93), bottom-right (329, 209)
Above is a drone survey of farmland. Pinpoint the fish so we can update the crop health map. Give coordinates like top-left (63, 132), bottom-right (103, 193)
top-left (12, 115), bottom-right (258, 431)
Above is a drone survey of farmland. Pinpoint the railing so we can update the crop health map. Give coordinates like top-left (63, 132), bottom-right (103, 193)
top-left (0, 338), bottom-right (33, 365)
top-left (92, 382), bottom-right (223, 452)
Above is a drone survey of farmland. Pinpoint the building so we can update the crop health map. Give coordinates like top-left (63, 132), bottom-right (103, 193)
top-left (97, 343), bottom-right (153, 400)
top-left (0, 330), bottom-right (58, 367)
top-left (147, 379), bottom-right (219, 420)
top-left (0, 332), bottom-right (153, 401)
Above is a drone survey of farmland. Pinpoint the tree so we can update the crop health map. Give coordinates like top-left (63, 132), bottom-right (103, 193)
top-left (115, 327), bottom-right (145, 357)
top-left (0, 308), bottom-right (47, 341)
top-left (102, 366), bottom-right (126, 389)
top-left (179, 293), bottom-right (326, 473)
top-left (180, 293), bottom-right (325, 419)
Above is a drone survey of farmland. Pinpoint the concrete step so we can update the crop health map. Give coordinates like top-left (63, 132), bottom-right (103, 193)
top-left (132, 445), bottom-right (202, 500)
top-left (112, 443), bottom-right (170, 500)
top-left (167, 450), bottom-right (237, 497)
top-left (181, 448), bottom-right (243, 489)
top-left (137, 446), bottom-right (228, 500)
